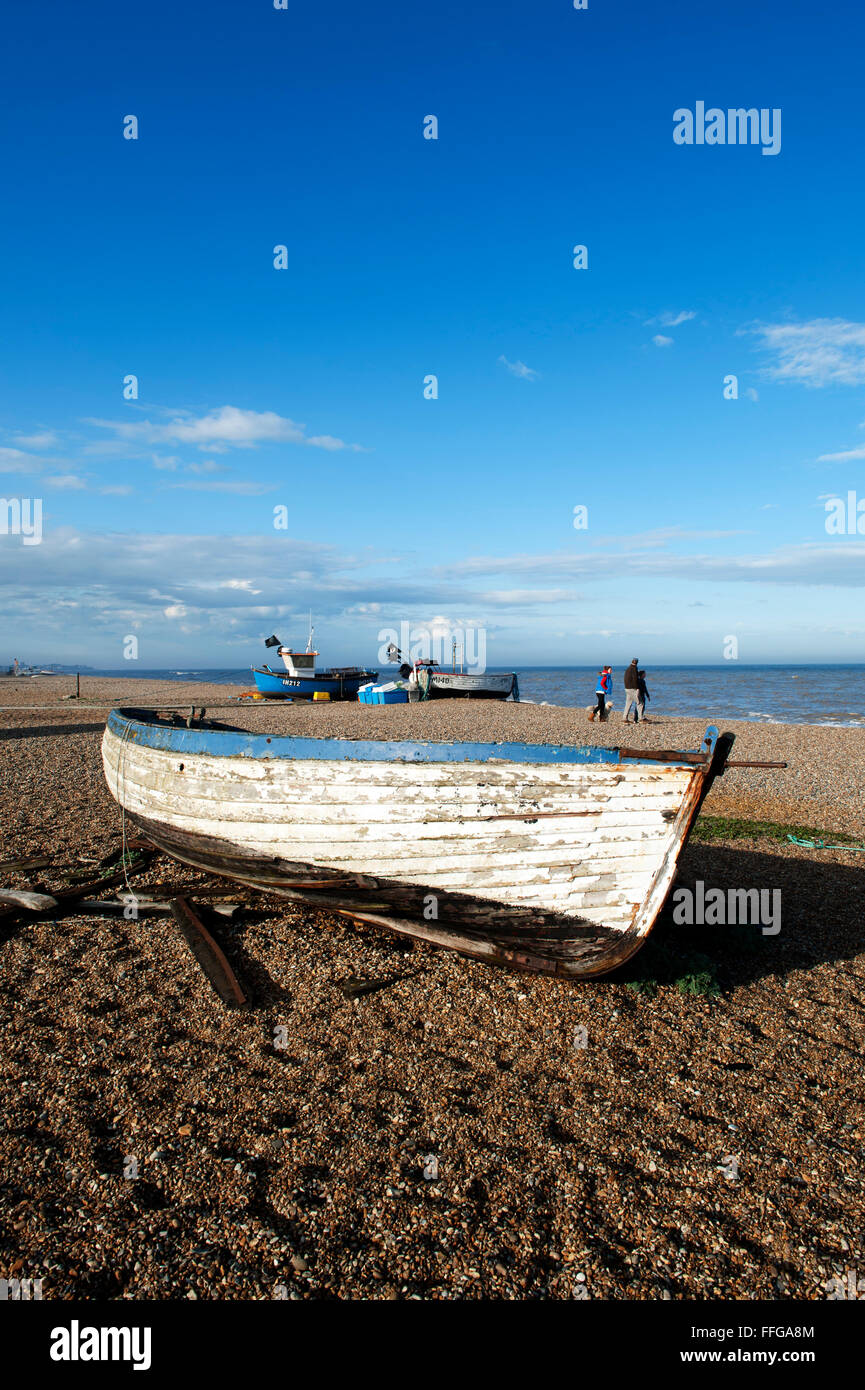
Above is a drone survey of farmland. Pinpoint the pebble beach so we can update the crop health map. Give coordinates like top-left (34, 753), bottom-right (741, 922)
top-left (1, 677), bottom-right (863, 1301)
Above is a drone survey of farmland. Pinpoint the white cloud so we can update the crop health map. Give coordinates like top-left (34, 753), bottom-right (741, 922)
top-left (45, 474), bottom-right (86, 489)
top-left (444, 540), bottom-right (865, 588)
top-left (651, 334), bottom-right (674, 348)
top-left (479, 588), bottom-right (581, 605)
top-left (0, 446), bottom-right (42, 473)
top-left (187, 460), bottom-right (229, 474)
top-left (747, 318), bottom-right (865, 386)
top-left (645, 310), bottom-right (696, 328)
top-left (745, 387), bottom-right (759, 401)
top-left (166, 479), bottom-right (273, 494)
top-left (219, 579), bottom-right (262, 594)
top-left (307, 435), bottom-right (369, 452)
top-left (498, 355), bottom-right (539, 380)
top-left (13, 431), bottom-right (59, 449)
top-left (87, 405), bottom-right (367, 453)
top-left (588, 526), bottom-right (748, 550)
top-left (4, 525), bottom-right (862, 667)
top-left (818, 444), bottom-right (865, 462)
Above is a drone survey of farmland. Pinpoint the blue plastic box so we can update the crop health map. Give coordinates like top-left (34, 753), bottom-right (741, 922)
top-left (358, 684), bottom-right (409, 704)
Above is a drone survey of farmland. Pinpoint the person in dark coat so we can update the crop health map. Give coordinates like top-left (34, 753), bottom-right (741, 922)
top-left (622, 658), bottom-right (640, 723)
top-left (637, 668), bottom-right (650, 721)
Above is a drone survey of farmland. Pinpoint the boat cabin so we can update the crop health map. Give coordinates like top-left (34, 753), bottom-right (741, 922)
top-left (278, 648), bottom-right (319, 676)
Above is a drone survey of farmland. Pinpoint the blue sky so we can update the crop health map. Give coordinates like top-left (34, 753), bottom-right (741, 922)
top-left (1, 0), bottom-right (864, 668)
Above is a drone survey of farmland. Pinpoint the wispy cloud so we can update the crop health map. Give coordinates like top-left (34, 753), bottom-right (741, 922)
top-left (45, 474), bottom-right (86, 490)
top-left (165, 479), bottom-right (274, 495)
top-left (218, 579), bottom-right (262, 595)
top-left (0, 446), bottom-right (42, 473)
top-left (13, 431), bottom-right (60, 449)
top-left (747, 318), bottom-right (865, 387)
top-left (818, 444), bottom-right (865, 462)
top-left (645, 310), bottom-right (696, 328)
top-left (443, 541), bottom-right (865, 588)
top-left (587, 527), bottom-right (748, 550)
top-left (479, 588), bottom-right (581, 605)
top-left (86, 405), bottom-right (368, 453)
top-left (651, 334), bottom-right (674, 348)
top-left (498, 355), bottom-right (539, 380)
top-left (2, 526), bottom-right (863, 664)
top-left (818, 420), bottom-right (865, 462)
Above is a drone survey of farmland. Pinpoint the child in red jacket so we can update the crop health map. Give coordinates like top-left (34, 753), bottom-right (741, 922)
top-left (590, 665), bottom-right (612, 721)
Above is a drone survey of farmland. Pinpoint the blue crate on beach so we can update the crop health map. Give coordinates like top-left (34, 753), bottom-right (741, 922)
top-left (357, 683), bottom-right (408, 705)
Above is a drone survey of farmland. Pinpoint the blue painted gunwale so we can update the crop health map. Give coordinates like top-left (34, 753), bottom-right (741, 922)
top-left (108, 709), bottom-right (718, 769)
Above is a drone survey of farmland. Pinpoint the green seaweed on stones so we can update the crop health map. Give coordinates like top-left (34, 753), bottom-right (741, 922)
top-left (691, 815), bottom-right (857, 846)
top-left (620, 939), bottom-right (721, 998)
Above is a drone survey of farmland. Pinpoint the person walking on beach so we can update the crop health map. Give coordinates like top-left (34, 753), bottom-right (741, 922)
top-left (590, 665), bottom-right (612, 721)
top-left (637, 668), bottom-right (650, 722)
top-left (622, 658), bottom-right (641, 723)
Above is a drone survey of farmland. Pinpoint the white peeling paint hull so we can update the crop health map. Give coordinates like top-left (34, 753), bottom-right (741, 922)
top-left (101, 712), bottom-right (726, 977)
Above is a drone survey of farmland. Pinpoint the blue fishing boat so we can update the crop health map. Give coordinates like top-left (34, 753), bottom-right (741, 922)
top-left (252, 631), bottom-right (377, 701)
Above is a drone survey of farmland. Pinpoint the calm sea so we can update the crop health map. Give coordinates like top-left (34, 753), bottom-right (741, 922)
top-left (80, 665), bottom-right (865, 727)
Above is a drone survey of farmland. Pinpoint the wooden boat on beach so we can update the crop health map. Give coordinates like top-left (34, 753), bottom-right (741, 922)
top-left (101, 709), bottom-right (748, 978)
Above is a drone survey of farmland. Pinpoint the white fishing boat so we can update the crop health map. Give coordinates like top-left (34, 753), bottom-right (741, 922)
top-left (386, 645), bottom-right (518, 700)
top-left (98, 710), bottom-right (775, 978)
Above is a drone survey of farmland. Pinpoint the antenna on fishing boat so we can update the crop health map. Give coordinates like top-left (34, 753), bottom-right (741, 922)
top-left (306, 612), bottom-right (314, 653)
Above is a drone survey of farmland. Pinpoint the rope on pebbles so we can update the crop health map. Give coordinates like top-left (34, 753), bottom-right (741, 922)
top-left (787, 834), bottom-right (865, 853)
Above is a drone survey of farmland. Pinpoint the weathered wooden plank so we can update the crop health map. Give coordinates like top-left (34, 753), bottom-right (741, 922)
top-left (105, 754), bottom-right (686, 818)
top-left (169, 897), bottom-right (247, 1008)
top-left (106, 750), bottom-right (689, 804)
top-left (0, 889), bottom-right (58, 911)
